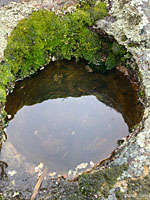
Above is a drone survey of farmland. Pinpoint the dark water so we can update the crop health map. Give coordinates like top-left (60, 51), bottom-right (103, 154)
top-left (1, 60), bottom-right (143, 178)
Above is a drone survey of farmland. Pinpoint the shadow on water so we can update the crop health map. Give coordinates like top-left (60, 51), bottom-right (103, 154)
top-left (0, 59), bottom-right (144, 178)
top-left (5, 59), bottom-right (143, 127)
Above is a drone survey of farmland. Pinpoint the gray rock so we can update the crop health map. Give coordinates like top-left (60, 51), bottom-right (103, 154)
top-left (0, 0), bottom-right (150, 199)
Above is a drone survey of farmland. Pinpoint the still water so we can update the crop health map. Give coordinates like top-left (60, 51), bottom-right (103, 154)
top-left (1, 60), bottom-right (143, 178)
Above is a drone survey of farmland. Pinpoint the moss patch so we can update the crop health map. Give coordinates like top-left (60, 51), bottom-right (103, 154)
top-left (0, 1), bottom-right (132, 139)
top-left (78, 164), bottom-right (128, 198)
top-left (127, 176), bottom-right (150, 197)
top-left (0, 196), bottom-right (4, 200)
top-left (115, 190), bottom-right (124, 200)
top-left (4, 2), bottom-right (107, 79)
top-left (0, 2), bottom-right (107, 104)
top-left (0, 63), bottom-right (14, 103)
top-left (115, 176), bottom-right (150, 200)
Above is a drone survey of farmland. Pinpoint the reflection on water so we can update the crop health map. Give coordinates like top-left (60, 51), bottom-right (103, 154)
top-left (5, 96), bottom-right (128, 174)
top-left (1, 59), bottom-right (143, 178)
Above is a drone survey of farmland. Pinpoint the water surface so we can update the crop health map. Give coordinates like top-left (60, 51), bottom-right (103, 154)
top-left (1, 60), bottom-right (143, 178)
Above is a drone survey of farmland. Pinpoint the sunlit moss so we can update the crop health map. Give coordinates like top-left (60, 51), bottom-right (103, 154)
top-left (0, 1), bottom-right (130, 104)
top-left (0, 1), bottom-right (107, 104)
top-left (0, 64), bottom-right (14, 86)
top-left (81, 1), bottom-right (107, 22)
top-left (0, 86), bottom-right (6, 104)
top-left (4, 2), bottom-right (107, 79)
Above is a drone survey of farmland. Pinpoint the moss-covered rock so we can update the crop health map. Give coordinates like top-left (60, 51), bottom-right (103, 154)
top-left (0, 195), bottom-right (4, 200)
top-left (78, 164), bottom-right (128, 198)
top-left (0, 1), bottom-right (107, 104)
top-left (0, 0), bottom-right (131, 106)
top-left (4, 2), bottom-right (107, 78)
top-left (0, 0), bottom-right (131, 141)
top-left (127, 176), bottom-right (150, 197)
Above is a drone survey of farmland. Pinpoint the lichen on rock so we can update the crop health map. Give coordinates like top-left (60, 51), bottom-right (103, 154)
top-left (0, 0), bottom-right (131, 106)
top-left (0, 0), bottom-right (150, 199)
top-left (0, 1), bottom-right (108, 104)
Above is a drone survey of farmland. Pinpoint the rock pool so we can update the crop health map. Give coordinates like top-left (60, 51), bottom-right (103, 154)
top-left (0, 59), bottom-right (143, 180)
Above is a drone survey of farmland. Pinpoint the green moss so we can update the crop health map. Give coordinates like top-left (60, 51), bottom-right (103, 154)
top-left (56, 10), bottom-right (101, 62)
top-left (78, 0), bottom-right (97, 8)
top-left (80, 1), bottom-right (107, 22)
top-left (5, 11), bottom-right (61, 77)
top-left (0, 195), bottom-right (4, 200)
top-left (93, 41), bottom-right (131, 72)
top-left (139, 90), bottom-right (145, 97)
top-left (105, 53), bottom-right (117, 70)
top-left (115, 190), bottom-right (124, 200)
top-left (0, 108), bottom-right (7, 119)
top-left (0, 86), bottom-right (6, 103)
top-left (0, 107), bottom-right (8, 138)
top-left (0, 64), bottom-right (14, 86)
top-left (114, 176), bottom-right (150, 199)
top-left (78, 164), bottom-right (128, 198)
top-left (0, 2), bottom-right (106, 103)
top-left (128, 42), bottom-right (139, 48)
top-left (129, 123), bottom-right (139, 133)
top-left (0, 1), bottom-right (131, 103)
top-left (121, 35), bottom-right (128, 41)
top-left (4, 2), bottom-right (107, 79)
top-left (112, 42), bottom-right (126, 57)
top-left (128, 176), bottom-right (150, 195)
top-left (0, 63), bottom-right (15, 103)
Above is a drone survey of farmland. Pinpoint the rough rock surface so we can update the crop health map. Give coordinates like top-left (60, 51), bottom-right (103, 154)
top-left (0, 0), bottom-right (77, 62)
top-left (96, 0), bottom-right (150, 177)
top-left (0, 0), bottom-right (150, 199)
top-left (93, 0), bottom-right (150, 198)
top-left (0, 0), bottom-right (20, 7)
top-left (0, 0), bottom-right (38, 61)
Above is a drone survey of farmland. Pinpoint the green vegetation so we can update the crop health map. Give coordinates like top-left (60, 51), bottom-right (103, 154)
top-left (127, 176), bottom-right (150, 197)
top-left (0, 0), bottom-right (130, 111)
top-left (4, 1), bottom-right (106, 79)
top-left (0, 1), bottom-right (107, 104)
top-left (115, 175), bottom-right (150, 199)
top-left (115, 190), bottom-right (124, 200)
top-left (129, 123), bottom-right (139, 133)
top-left (0, 63), bottom-right (14, 103)
top-left (78, 164), bottom-right (128, 198)
top-left (139, 90), bottom-right (145, 97)
top-left (0, 195), bottom-right (4, 200)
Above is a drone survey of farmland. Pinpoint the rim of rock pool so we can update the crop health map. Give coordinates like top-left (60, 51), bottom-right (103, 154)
top-left (1, 58), bottom-right (145, 179)
top-left (2, 59), bottom-right (144, 180)
top-left (0, 59), bottom-right (147, 200)
top-left (0, 0), bottom-right (149, 199)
